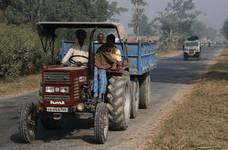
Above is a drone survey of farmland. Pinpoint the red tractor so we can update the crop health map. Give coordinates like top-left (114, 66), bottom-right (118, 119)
top-left (19, 22), bottom-right (156, 144)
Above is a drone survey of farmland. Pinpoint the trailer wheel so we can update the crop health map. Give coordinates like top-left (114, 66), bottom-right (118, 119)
top-left (94, 102), bottom-right (109, 144)
top-left (139, 73), bottom-right (151, 109)
top-left (130, 78), bottom-right (139, 118)
top-left (19, 103), bottom-right (37, 143)
top-left (107, 73), bottom-right (131, 130)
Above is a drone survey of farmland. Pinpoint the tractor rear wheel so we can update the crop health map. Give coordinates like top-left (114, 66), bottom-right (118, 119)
top-left (19, 103), bottom-right (37, 143)
top-left (139, 73), bottom-right (151, 109)
top-left (94, 102), bottom-right (109, 144)
top-left (107, 73), bottom-right (131, 131)
top-left (130, 78), bottom-right (139, 118)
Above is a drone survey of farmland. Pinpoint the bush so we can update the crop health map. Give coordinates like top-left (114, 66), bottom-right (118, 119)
top-left (0, 24), bottom-right (49, 81)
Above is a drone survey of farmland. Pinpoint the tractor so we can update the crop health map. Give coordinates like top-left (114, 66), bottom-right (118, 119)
top-left (18, 22), bottom-right (156, 144)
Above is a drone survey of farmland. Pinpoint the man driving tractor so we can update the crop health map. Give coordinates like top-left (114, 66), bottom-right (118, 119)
top-left (60, 30), bottom-right (122, 100)
top-left (61, 29), bottom-right (88, 65)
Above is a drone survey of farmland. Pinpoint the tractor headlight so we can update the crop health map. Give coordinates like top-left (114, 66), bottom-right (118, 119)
top-left (45, 86), bottom-right (55, 93)
top-left (60, 87), bottom-right (69, 93)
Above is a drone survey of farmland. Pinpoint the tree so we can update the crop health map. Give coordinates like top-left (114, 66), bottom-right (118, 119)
top-left (138, 14), bottom-right (153, 35)
top-left (0, 0), bottom-right (10, 22)
top-left (3, 0), bottom-right (127, 25)
top-left (191, 20), bottom-right (208, 38)
top-left (0, 0), bottom-right (11, 10)
top-left (4, 0), bottom-right (43, 24)
top-left (156, 0), bottom-right (200, 49)
top-left (165, 0), bottom-right (200, 34)
top-left (222, 17), bottom-right (228, 42)
top-left (129, 0), bottom-right (147, 38)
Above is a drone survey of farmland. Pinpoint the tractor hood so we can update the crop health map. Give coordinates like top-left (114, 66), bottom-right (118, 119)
top-left (44, 66), bottom-right (87, 72)
top-left (42, 66), bottom-right (88, 85)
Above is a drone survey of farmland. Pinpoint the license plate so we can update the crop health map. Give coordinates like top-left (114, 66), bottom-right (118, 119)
top-left (46, 107), bottom-right (68, 112)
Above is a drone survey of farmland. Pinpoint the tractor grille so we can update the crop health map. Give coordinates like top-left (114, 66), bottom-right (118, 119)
top-left (44, 95), bottom-right (70, 101)
top-left (74, 78), bottom-right (80, 99)
top-left (44, 72), bottom-right (70, 82)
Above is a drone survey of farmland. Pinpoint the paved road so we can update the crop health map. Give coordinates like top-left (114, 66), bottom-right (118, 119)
top-left (0, 46), bottom-right (222, 150)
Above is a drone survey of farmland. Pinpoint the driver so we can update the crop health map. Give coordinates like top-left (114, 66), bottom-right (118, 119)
top-left (61, 29), bottom-right (88, 65)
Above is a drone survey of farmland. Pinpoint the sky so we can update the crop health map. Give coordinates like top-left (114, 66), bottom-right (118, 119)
top-left (113, 0), bottom-right (228, 33)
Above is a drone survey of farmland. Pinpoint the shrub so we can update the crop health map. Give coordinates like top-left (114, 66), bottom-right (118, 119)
top-left (0, 24), bottom-right (49, 81)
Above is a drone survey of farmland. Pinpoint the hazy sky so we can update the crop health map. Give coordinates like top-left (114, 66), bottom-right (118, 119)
top-left (114, 0), bottom-right (228, 32)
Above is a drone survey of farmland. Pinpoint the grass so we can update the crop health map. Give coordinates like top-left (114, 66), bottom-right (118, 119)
top-left (0, 74), bottom-right (40, 97)
top-left (156, 49), bottom-right (182, 58)
top-left (145, 48), bottom-right (228, 150)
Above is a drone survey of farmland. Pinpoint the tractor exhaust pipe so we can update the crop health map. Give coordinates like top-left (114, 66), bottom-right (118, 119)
top-left (53, 113), bottom-right (62, 120)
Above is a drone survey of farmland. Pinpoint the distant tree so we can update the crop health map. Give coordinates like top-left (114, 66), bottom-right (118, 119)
top-left (165, 0), bottom-right (200, 34)
top-left (139, 14), bottom-right (154, 35)
top-left (156, 0), bottom-right (201, 49)
top-left (129, 0), bottom-right (147, 38)
top-left (129, 13), bottom-right (153, 36)
top-left (206, 27), bottom-right (217, 41)
top-left (191, 20), bottom-right (208, 38)
top-left (222, 17), bottom-right (228, 42)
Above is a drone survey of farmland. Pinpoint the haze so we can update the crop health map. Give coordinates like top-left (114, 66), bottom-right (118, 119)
top-left (114, 0), bottom-right (228, 32)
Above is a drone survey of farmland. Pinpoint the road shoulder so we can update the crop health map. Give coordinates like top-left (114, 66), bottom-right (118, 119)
top-left (144, 48), bottom-right (228, 150)
top-left (0, 74), bottom-right (40, 100)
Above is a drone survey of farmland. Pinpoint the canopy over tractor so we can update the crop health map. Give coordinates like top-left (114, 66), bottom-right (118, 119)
top-left (37, 22), bottom-right (127, 41)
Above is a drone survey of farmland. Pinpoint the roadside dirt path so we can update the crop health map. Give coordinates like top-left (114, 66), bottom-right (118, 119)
top-left (144, 48), bottom-right (227, 150)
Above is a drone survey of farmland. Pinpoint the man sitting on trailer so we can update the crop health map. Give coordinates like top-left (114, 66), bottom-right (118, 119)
top-left (93, 34), bottom-right (122, 100)
top-left (61, 29), bottom-right (88, 66)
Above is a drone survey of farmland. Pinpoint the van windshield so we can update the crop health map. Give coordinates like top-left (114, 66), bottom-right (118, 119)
top-left (185, 41), bottom-right (199, 47)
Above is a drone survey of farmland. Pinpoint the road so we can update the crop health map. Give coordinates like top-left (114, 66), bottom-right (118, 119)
top-left (0, 46), bottom-right (222, 150)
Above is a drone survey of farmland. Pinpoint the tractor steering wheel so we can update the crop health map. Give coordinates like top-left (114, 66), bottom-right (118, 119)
top-left (69, 55), bottom-right (88, 66)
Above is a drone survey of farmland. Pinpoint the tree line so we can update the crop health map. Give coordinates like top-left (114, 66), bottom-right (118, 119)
top-left (0, 0), bottom-right (127, 80)
top-left (0, 0), bottom-right (127, 24)
top-left (222, 17), bottom-right (228, 43)
top-left (129, 0), bottom-right (224, 49)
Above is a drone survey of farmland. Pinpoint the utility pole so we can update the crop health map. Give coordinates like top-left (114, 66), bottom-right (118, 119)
top-left (135, 2), bottom-right (139, 41)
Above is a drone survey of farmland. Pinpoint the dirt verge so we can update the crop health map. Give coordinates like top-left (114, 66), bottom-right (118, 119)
top-left (144, 48), bottom-right (228, 150)
top-left (0, 74), bottom-right (40, 98)
top-left (156, 50), bottom-right (182, 58)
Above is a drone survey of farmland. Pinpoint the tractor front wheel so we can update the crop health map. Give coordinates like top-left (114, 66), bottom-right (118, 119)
top-left (94, 102), bottom-right (109, 144)
top-left (19, 103), bottom-right (37, 143)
